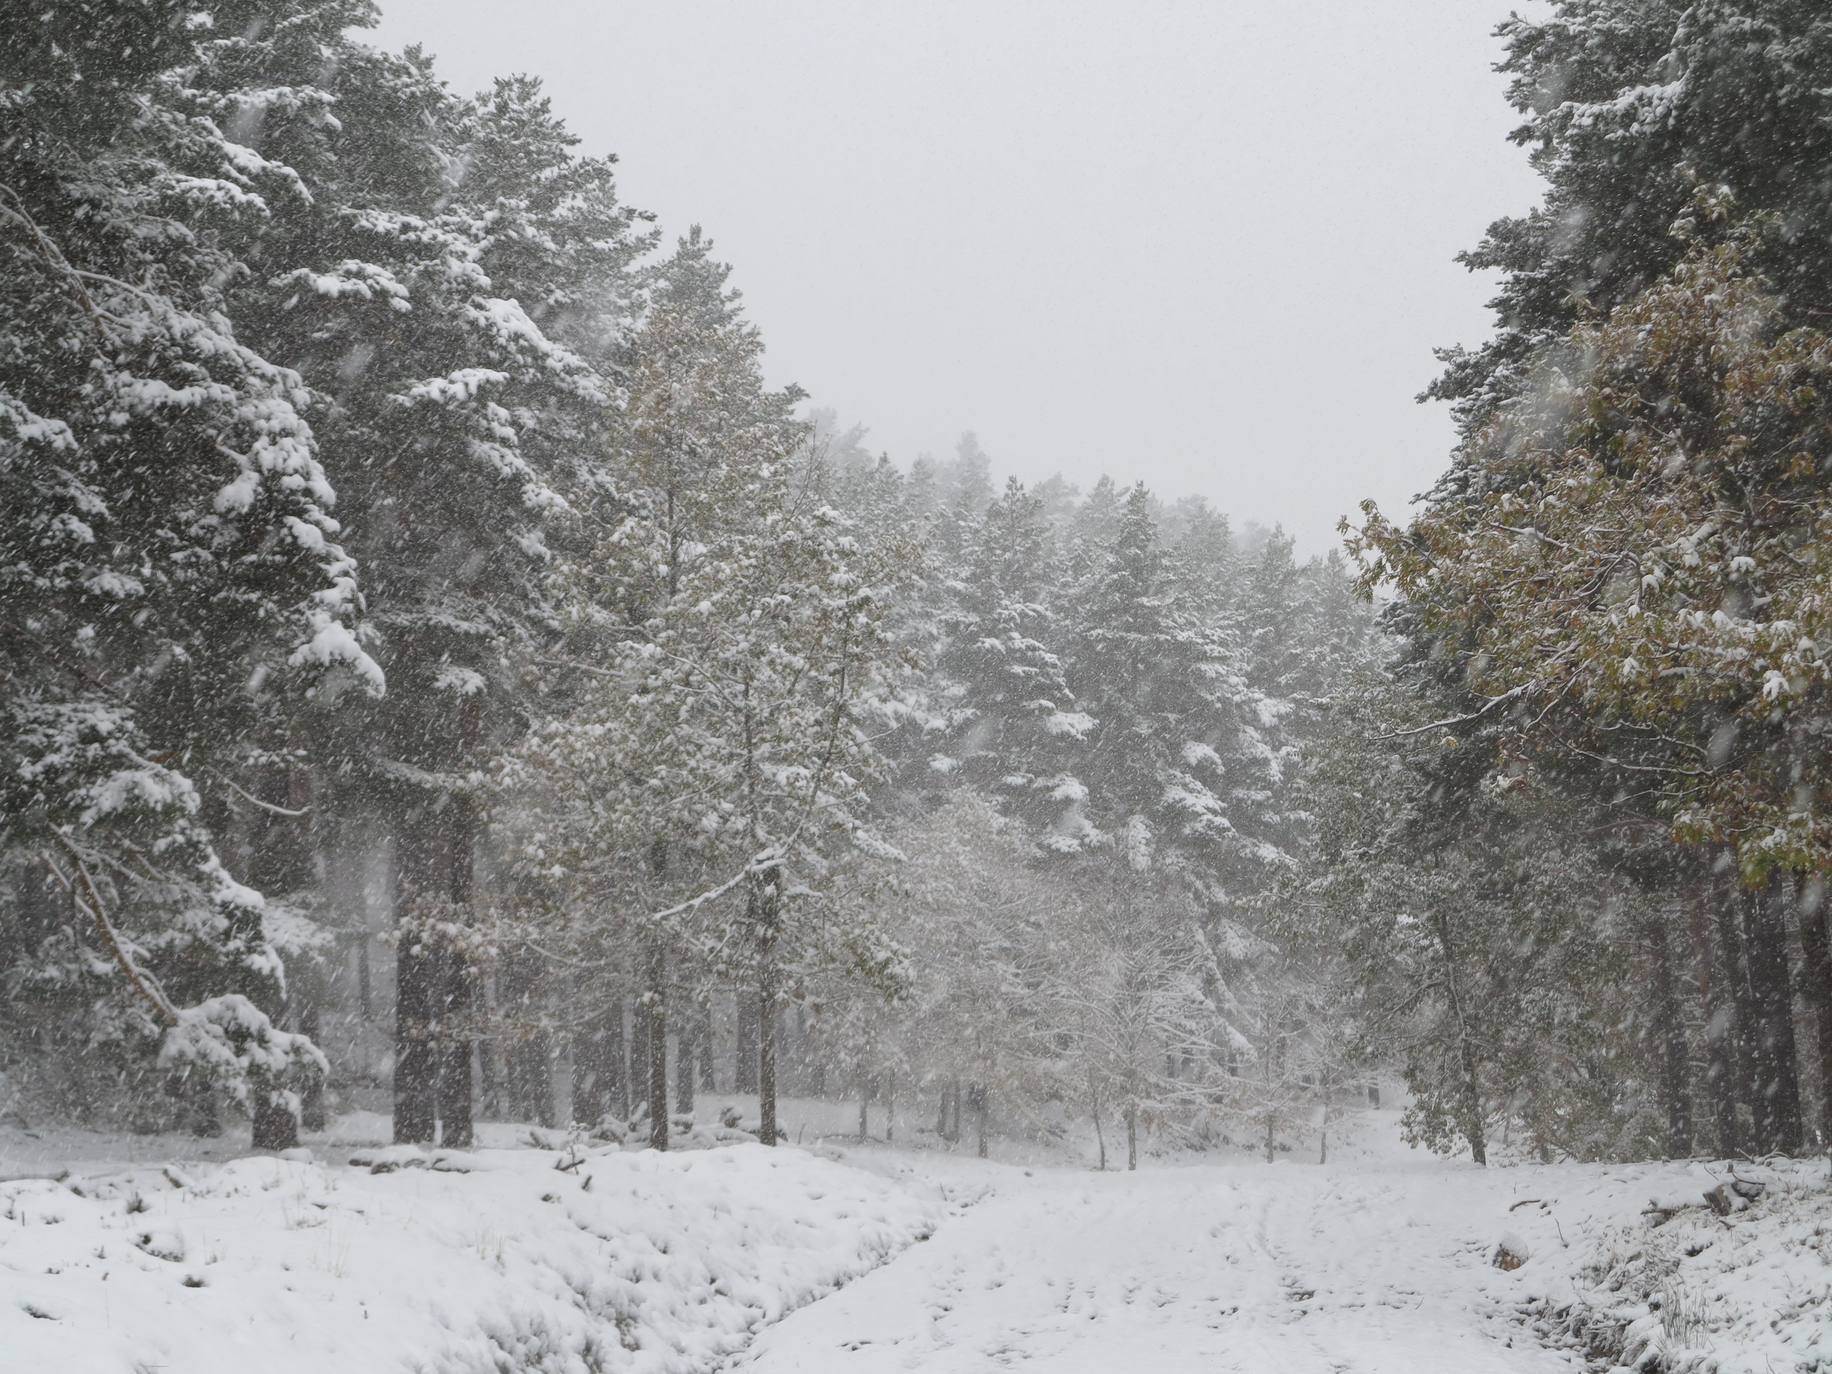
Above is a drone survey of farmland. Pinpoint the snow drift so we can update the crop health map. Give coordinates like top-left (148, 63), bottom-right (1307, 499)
top-left (0, 1141), bottom-right (937, 1373)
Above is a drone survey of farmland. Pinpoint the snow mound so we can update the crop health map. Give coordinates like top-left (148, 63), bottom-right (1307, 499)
top-left (0, 1141), bottom-right (937, 1373)
top-left (1501, 1159), bottom-right (1832, 1374)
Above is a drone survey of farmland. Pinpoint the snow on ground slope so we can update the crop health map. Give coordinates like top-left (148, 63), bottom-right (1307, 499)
top-left (738, 1120), bottom-right (1831, 1374)
top-left (1509, 1156), bottom-right (1832, 1374)
top-left (735, 1153), bottom-right (1568, 1373)
top-left (2, 1105), bottom-right (1826, 1373)
top-left (0, 1137), bottom-right (938, 1374)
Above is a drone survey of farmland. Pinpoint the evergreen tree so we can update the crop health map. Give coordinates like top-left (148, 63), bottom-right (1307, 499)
top-left (0, 0), bottom-right (381, 1132)
top-left (936, 478), bottom-right (1091, 839)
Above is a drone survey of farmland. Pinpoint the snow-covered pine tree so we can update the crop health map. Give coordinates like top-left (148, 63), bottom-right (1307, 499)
top-left (509, 229), bottom-right (909, 1145)
top-left (224, 37), bottom-right (637, 1143)
top-left (935, 478), bottom-right (1092, 839)
top-left (1066, 484), bottom-right (1286, 916)
top-left (1429, 0), bottom-right (1832, 433)
top-left (1, 0), bottom-right (380, 1134)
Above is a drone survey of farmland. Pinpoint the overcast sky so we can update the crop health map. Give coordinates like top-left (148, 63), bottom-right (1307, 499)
top-left (371, 0), bottom-right (1545, 553)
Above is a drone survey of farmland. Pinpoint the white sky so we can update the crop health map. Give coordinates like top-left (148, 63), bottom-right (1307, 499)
top-left (371, 0), bottom-right (1546, 553)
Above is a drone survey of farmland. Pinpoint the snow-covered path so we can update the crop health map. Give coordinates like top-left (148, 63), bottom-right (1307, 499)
top-left (733, 1156), bottom-right (1568, 1373)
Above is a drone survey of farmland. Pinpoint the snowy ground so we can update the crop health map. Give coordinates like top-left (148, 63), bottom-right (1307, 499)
top-left (3, 1104), bottom-right (1826, 1373)
top-left (741, 1119), bottom-right (1831, 1374)
top-left (0, 1127), bottom-right (938, 1374)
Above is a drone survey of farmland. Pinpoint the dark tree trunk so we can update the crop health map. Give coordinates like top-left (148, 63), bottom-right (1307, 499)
top-left (570, 1009), bottom-right (610, 1127)
top-left (1430, 912), bottom-right (1486, 1165)
top-left (973, 1082), bottom-right (988, 1158)
top-left (392, 817), bottom-right (439, 1145)
top-left (1125, 1103), bottom-right (1138, 1171)
top-left (252, 1079), bottom-right (299, 1151)
top-left (675, 994), bottom-right (696, 1117)
top-left (502, 950), bottom-right (552, 1126)
top-left (247, 759), bottom-right (311, 1152)
top-left (647, 996), bottom-right (669, 1150)
top-left (435, 807), bottom-right (476, 1150)
top-left (436, 969), bottom-right (474, 1148)
top-left (478, 1002), bottom-right (500, 1122)
top-left (1089, 1070), bottom-right (1107, 1171)
top-left (357, 931), bottom-right (373, 1020)
top-left (645, 932), bottom-right (669, 1150)
top-left (698, 1000), bottom-right (716, 1092)
top-left (630, 991), bottom-right (651, 1120)
top-left (299, 999), bottom-right (327, 1132)
top-left (607, 1001), bottom-right (628, 1121)
top-left (758, 940), bottom-right (780, 1146)
top-left (1742, 874), bottom-right (1804, 1153)
top-left (1695, 880), bottom-right (1741, 1157)
top-left (858, 1067), bottom-right (870, 1141)
top-left (1713, 856), bottom-right (1759, 1148)
top-left (886, 1072), bottom-right (896, 1144)
top-left (807, 1008), bottom-right (826, 1097)
top-left (735, 994), bottom-right (758, 1094)
top-left (1795, 875), bottom-right (1832, 1148)
top-left (246, 759), bottom-right (314, 896)
top-left (642, 837), bottom-right (671, 1150)
top-left (1648, 912), bottom-right (1692, 1157)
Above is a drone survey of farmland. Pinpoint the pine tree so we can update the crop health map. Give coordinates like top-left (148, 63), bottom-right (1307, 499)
top-left (1430, 2), bottom-right (1832, 432)
top-left (936, 478), bottom-right (1091, 840)
top-left (1, 0), bottom-right (381, 1132)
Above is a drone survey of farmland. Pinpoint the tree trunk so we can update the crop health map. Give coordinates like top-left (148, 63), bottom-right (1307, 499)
top-left (607, 1001), bottom-right (628, 1121)
top-left (698, 1000), bottom-right (716, 1092)
top-left (1431, 912), bottom-right (1486, 1165)
top-left (630, 990), bottom-right (650, 1120)
top-left (433, 700), bottom-right (484, 1151)
top-left (1125, 1103), bottom-right (1138, 1172)
top-left (477, 1005), bottom-right (500, 1122)
top-left (357, 931), bottom-right (373, 1021)
top-left (1089, 1070), bottom-right (1107, 1171)
top-left (436, 807), bottom-right (475, 1151)
top-left (502, 950), bottom-right (553, 1127)
top-left (1648, 911), bottom-right (1693, 1157)
top-left (1695, 879), bottom-right (1741, 1157)
top-left (807, 1007), bottom-right (826, 1098)
top-left (758, 977), bottom-right (780, 1147)
top-left (248, 758), bottom-right (310, 1153)
top-left (299, 999), bottom-right (326, 1132)
top-left (735, 993), bottom-right (759, 1094)
top-left (436, 967), bottom-right (474, 1148)
top-left (646, 944), bottom-right (669, 1152)
top-left (974, 1083), bottom-right (988, 1158)
top-left (858, 1067), bottom-right (870, 1141)
top-left (886, 1072), bottom-right (896, 1144)
top-left (1319, 1097), bottom-right (1330, 1166)
top-left (392, 817), bottom-right (439, 1145)
top-left (570, 1006), bottom-right (611, 1128)
top-left (251, 1063), bottom-right (299, 1150)
top-left (1742, 874), bottom-right (1804, 1153)
top-left (1795, 874), bottom-right (1832, 1148)
top-left (676, 996), bottom-right (696, 1117)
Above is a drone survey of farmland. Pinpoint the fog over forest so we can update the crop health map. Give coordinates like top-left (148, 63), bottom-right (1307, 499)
top-left (3, 3), bottom-right (1830, 1372)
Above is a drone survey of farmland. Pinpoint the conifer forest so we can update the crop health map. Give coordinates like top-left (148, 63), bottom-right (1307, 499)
top-left (2, 3), bottom-right (1830, 1371)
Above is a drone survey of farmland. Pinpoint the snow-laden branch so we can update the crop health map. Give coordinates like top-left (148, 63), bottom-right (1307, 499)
top-left (1370, 684), bottom-right (1531, 740)
top-left (44, 833), bottom-right (180, 1026)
